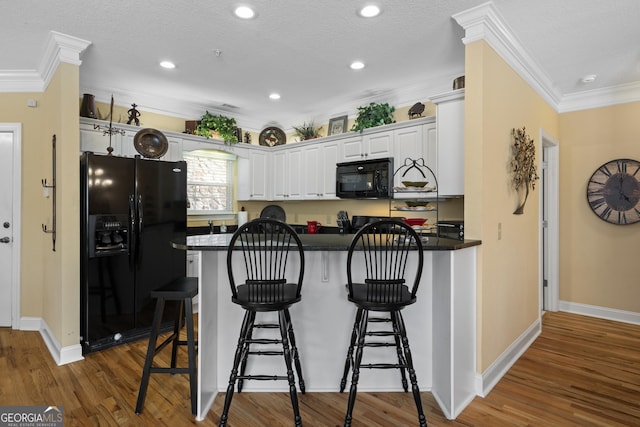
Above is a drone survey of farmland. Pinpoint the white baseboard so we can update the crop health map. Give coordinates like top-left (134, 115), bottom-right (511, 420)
top-left (475, 317), bottom-right (541, 398)
top-left (20, 316), bottom-right (84, 366)
top-left (559, 301), bottom-right (640, 325)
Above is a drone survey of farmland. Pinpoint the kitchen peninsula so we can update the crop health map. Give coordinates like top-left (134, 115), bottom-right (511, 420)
top-left (173, 233), bottom-right (480, 421)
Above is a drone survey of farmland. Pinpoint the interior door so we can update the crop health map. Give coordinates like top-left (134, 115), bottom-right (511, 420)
top-left (0, 128), bottom-right (16, 326)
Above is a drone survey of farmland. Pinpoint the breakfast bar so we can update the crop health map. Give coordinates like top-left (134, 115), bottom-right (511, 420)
top-left (172, 233), bottom-right (480, 421)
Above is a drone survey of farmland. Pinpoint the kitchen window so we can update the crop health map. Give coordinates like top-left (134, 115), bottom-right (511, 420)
top-left (183, 149), bottom-right (235, 215)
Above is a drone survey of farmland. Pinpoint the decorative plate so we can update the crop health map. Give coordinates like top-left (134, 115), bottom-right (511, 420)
top-left (133, 128), bottom-right (168, 159)
top-left (259, 127), bottom-right (286, 147)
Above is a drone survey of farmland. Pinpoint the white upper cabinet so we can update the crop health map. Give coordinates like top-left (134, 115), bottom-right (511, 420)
top-left (431, 89), bottom-right (464, 196)
top-left (304, 140), bottom-right (340, 199)
top-left (244, 150), bottom-right (269, 200)
top-left (341, 130), bottom-right (393, 161)
top-left (391, 121), bottom-right (437, 189)
top-left (273, 148), bottom-right (304, 200)
top-left (80, 122), bottom-right (122, 155)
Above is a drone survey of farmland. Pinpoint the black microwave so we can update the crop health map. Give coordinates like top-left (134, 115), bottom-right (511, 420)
top-left (336, 157), bottom-right (394, 199)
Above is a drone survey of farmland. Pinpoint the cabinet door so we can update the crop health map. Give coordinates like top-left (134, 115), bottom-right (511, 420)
top-left (393, 125), bottom-right (424, 187)
top-left (304, 141), bottom-right (340, 199)
top-left (80, 126), bottom-right (122, 155)
top-left (186, 251), bottom-right (200, 279)
top-left (433, 91), bottom-right (464, 196)
top-left (321, 141), bottom-right (340, 199)
top-left (287, 148), bottom-right (304, 199)
top-left (341, 136), bottom-right (366, 161)
top-left (273, 149), bottom-right (303, 200)
top-left (303, 145), bottom-right (322, 199)
top-left (364, 130), bottom-right (394, 160)
top-left (272, 151), bottom-right (287, 200)
top-left (248, 150), bottom-right (269, 200)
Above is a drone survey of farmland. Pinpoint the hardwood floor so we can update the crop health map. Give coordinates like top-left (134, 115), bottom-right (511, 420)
top-left (1, 311), bottom-right (639, 426)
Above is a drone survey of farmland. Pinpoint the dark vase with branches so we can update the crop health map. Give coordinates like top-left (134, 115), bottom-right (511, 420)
top-left (510, 127), bottom-right (539, 214)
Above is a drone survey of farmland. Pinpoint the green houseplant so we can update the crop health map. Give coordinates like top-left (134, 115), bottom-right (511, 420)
top-left (194, 111), bottom-right (238, 144)
top-left (351, 102), bottom-right (395, 132)
top-left (292, 121), bottom-right (323, 141)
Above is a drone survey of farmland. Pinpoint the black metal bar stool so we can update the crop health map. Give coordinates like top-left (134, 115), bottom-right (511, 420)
top-left (219, 218), bottom-right (305, 427)
top-left (135, 276), bottom-right (198, 415)
top-left (340, 220), bottom-right (428, 427)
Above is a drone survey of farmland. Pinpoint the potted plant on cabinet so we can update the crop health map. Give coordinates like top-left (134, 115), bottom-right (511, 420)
top-left (194, 111), bottom-right (238, 144)
top-left (292, 121), bottom-right (323, 141)
top-left (351, 102), bottom-right (395, 132)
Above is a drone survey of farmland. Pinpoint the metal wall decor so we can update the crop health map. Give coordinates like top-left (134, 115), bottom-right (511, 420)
top-left (92, 95), bottom-right (125, 154)
top-left (41, 134), bottom-right (56, 251)
top-left (510, 127), bottom-right (539, 215)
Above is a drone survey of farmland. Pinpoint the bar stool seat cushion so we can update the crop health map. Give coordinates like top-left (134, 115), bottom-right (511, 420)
top-left (151, 277), bottom-right (198, 300)
top-left (234, 281), bottom-right (300, 311)
top-left (349, 282), bottom-right (415, 310)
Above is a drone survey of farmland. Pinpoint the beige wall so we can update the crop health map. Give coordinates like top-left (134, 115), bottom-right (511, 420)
top-left (1, 92), bottom-right (47, 320)
top-left (464, 40), bottom-right (559, 372)
top-left (1, 63), bottom-right (81, 347)
top-left (559, 103), bottom-right (640, 312)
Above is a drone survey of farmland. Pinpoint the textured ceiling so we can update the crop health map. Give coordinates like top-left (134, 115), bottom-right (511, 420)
top-left (1, 0), bottom-right (639, 131)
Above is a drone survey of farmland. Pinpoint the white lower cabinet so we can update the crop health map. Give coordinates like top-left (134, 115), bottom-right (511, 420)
top-left (186, 251), bottom-right (200, 278)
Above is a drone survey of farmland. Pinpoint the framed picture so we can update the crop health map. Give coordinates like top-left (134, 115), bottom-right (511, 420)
top-left (328, 115), bottom-right (348, 136)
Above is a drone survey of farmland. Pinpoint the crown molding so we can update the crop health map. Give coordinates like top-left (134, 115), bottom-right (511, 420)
top-left (0, 31), bottom-right (90, 93)
top-left (452, 2), bottom-right (640, 114)
top-left (452, 2), bottom-right (562, 110)
top-left (558, 81), bottom-right (640, 113)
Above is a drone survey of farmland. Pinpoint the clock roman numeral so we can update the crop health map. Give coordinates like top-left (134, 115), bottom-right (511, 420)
top-left (589, 178), bottom-right (606, 187)
top-left (589, 198), bottom-right (606, 210)
top-left (632, 164), bottom-right (640, 177)
top-left (599, 206), bottom-right (612, 220)
top-left (600, 165), bottom-right (612, 177)
top-left (617, 160), bottom-right (627, 174)
top-left (635, 207), bottom-right (640, 218)
top-left (619, 211), bottom-right (627, 224)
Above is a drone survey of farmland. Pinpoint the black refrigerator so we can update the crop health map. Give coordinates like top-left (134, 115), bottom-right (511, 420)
top-left (80, 152), bottom-right (187, 353)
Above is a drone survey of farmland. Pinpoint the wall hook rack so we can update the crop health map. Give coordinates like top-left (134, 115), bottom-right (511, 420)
top-left (42, 134), bottom-right (56, 251)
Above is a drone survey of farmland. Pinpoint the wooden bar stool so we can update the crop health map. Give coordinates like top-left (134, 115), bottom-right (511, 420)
top-left (135, 277), bottom-right (198, 415)
top-left (218, 218), bottom-right (305, 427)
top-left (340, 220), bottom-right (428, 427)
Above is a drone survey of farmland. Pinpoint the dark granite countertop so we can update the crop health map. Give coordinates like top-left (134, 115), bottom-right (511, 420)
top-left (173, 233), bottom-right (481, 251)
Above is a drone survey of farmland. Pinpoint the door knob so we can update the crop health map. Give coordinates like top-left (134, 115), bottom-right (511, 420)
top-left (0, 237), bottom-right (10, 243)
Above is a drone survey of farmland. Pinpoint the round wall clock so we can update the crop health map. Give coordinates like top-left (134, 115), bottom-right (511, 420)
top-left (259, 127), bottom-right (286, 147)
top-left (586, 158), bottom-right (640, 224)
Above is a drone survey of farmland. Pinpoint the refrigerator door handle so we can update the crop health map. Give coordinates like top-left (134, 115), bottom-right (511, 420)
top-left (129, 194), bottom-right (136, 270)
top-left (137, 194), bottom-right (143, 264)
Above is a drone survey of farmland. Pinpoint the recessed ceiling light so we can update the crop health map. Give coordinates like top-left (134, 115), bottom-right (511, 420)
top-left (269, 93), bottom-right (281, 100)
top-left (581, 74), bottom-right (597, 83)
top-left (359, 5), bottom-right (381, 18)
top-left (235, 6), bottom-right (255, 19)
top-left (160, 61), bottom-right (175, 69)
top-left (350, 61), bottom-right (365, 70)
